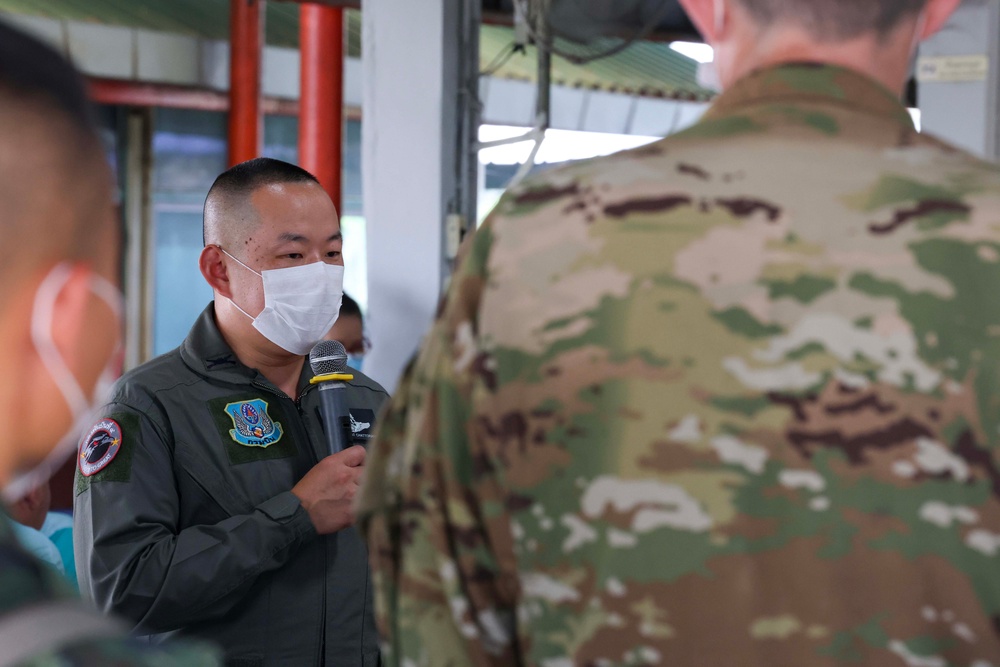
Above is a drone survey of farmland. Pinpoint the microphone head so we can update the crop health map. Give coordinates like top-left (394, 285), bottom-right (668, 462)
top-left (310, 340), bottom-right (348, 376)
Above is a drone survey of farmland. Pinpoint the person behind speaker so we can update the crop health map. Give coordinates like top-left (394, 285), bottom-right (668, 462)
top-left (325, 293), bottom-right (370, 371)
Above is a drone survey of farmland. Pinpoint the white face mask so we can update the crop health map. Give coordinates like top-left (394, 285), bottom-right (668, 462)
top-left (3, 264), bottom-right (122, 502)
top-left (346, 354), bottom-right (364, 372)
top-left (220, 248), bottom-right (345, 356)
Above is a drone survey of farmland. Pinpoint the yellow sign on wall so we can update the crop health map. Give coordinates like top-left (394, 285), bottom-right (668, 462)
top-left (917, 55), bottom-right (990, 83)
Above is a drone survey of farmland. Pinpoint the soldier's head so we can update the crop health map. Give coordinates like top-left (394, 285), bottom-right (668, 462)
top-left (200, 158), bottom-right (344, 357)
top-left (679, 0), bottom-right (962, 92)
top-left (0, 21), bottom-right (120, 495)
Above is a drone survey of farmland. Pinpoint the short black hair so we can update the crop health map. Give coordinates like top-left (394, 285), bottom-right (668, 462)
top-left (0, 20), bottom-right (95, 133)
top-left (0, 20), bottom-right (108, 301)
top-left (737, 0), bottom-right (929, 39)
top-left (203, 157), bottom-right (321, 245)
top-left (340, 293), bottom-right (362, 320)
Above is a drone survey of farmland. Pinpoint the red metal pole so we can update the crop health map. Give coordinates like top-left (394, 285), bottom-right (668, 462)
top-left (229, 0), bottom-right (264, 166)
top-left (299, 4), bottom-right (344, 213)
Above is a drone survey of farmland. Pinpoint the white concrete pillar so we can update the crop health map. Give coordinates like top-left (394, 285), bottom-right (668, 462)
top-left (361, 0), bottom-right (467, 392)
top-left (918, 0), bottom-right (1000, 160)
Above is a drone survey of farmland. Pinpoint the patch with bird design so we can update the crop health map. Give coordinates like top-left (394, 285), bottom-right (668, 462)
top-left (223, 398), bottom-right (284, 448)
top-left (79, 418), bottom-right (123, 477)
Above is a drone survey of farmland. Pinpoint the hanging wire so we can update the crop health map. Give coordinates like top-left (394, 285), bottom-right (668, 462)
top-left (481, 41), bottom-right (524, 77)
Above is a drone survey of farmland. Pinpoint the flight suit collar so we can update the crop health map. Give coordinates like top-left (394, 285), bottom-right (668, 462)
top-left (179, 303), bottom-right (313, 395)
top-left (704, 63), bottom-right (916, 129)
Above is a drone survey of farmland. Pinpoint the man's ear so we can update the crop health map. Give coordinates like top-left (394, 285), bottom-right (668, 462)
top-left (200, 245), bottom-right (233, 299)
top-left (678, 0), bottom-right (723, 42)
top-left (921, 0), bottom-right (963, 39)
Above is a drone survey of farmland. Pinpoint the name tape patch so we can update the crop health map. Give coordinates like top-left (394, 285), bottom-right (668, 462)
top-left (349, 409), bottom-right (376, 441)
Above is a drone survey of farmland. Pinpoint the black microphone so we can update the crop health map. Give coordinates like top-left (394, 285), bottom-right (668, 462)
top-left (309, 340), bottom-right (354, 455)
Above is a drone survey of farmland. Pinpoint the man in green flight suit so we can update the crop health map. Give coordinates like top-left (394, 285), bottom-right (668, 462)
top-left (0, 19), bottom-right (217, 667)
top-left (357, 0), bottom-right (1000, 665)
top-left (75, 158), bottom-right (387, 666)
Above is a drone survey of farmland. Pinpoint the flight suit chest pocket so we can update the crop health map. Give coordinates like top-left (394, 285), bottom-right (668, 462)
top-left (207, 395), bottom-right (299, 465)
top-left (185, 394), bottom-right (309, 510)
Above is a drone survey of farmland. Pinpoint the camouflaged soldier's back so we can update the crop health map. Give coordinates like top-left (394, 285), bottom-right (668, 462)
top-left (359, 64), bottom-right (1000, 666)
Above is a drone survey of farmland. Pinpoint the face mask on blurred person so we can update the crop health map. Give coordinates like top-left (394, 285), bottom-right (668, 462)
top-left (219, 248), bottom-right (345, 356)
top-left (346, 354), bottom-right (364, 372)
top-left (3, 264), bottom-right (122, 502)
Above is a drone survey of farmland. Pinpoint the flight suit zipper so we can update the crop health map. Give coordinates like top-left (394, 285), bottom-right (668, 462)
top-left (252, 379), bottom-right (328, 665)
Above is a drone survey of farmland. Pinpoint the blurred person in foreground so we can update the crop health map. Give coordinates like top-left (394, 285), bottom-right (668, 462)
top-left (356, 0), bottom-right (1000, 664)
top-left (0, 19), bottom-right (216, 665)
top-left (325, 293), bottom-right (370, 371)
top-left (75, 157), bottom-right (388, 665)
top-left (8, 482), bottom-right (77, 589)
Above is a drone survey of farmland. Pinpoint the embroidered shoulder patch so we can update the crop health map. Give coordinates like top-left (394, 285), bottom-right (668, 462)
top-left (79, 418), bottom-right (123, 477)
top-left (223, 398), bottom-right (284, 448)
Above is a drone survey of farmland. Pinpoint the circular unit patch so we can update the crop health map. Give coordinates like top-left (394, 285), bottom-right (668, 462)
top-left (79, 418), bottom-right (122, 477)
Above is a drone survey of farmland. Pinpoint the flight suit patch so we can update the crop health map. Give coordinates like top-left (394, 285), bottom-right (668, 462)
top-left (208, 396), bottom-right (297, 465)
top-left (79, 418), bottom-right (122, 476)
top-left (348, 409), bottom-right (377, 442)
top-left (223, 399), bottom-right (284, 448)
top-left (75, 412), bottom-right (138, 495)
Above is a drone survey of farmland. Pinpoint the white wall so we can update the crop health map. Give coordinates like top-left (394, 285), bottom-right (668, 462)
top-left (919, 0), bottom-right (1000, 160)
top-left (361, 0), bottom-right (457, 392)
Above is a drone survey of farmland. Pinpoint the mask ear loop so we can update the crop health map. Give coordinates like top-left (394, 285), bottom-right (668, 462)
top-left (30, 264), bottom-right (88, 416)
top-left (216, 245), bottom-right (263, 278)
top-left (7, 264), bottom-right (124, 502)
top-left (214, 245), bottom-right (263, 321)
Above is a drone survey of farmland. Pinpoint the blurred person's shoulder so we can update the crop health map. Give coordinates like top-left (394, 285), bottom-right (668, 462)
top-left (0, 514), bottom-right (70, 615)
top-left (0, 515), bottom-right (219, 665)
top-left (483, 63), bottom-right (1000, 258)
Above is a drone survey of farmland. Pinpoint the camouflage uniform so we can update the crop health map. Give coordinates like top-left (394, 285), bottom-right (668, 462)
top-left (358, 63), bottom-right (1000, 666)
top-left (0, 513), bottom-right (219, 665)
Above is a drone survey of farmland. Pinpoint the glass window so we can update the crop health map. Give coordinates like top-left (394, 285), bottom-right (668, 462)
top-left (150, 109), bottom-right (226, 356)
top-left (263, 114), bottom-right (299, 164)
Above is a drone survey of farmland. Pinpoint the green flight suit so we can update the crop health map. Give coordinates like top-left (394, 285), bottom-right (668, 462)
top-left (75, 304), bottom-right (386, 666)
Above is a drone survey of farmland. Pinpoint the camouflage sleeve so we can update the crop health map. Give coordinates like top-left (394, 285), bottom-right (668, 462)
top-left (358, 219), bottom-right (523, 666)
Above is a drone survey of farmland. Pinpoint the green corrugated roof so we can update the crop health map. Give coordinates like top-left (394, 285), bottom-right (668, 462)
top-left (0, 0), bottom-right (706, 99)
top-left (481, 24), bottom-right (710, 99)
top-left (0, 0), bottom-right (353, 52)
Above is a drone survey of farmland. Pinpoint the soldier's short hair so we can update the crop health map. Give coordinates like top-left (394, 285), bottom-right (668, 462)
top-left (203, 157), bottom-right (322, 246)
top-left (0, 20), bottom-right (109, 299)
top-left (736, 0), bottom-right (929, 39)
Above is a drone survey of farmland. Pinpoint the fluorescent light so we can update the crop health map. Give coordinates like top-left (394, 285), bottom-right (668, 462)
top-left (478, 125), bottom-right (660, 166)
top-left (670, 41), bottom-right (714, 64)
top-left (908, 108), bottom-right (922, 132)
